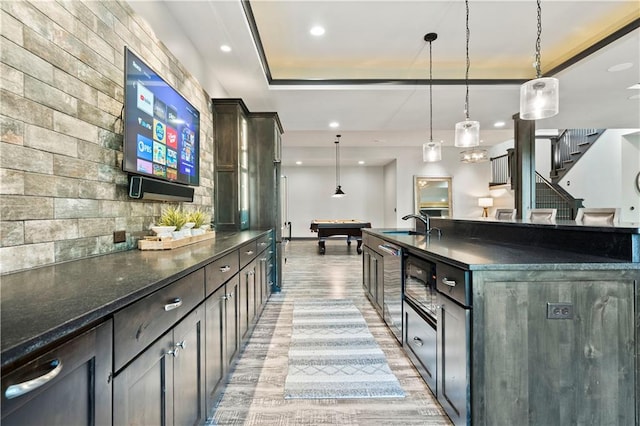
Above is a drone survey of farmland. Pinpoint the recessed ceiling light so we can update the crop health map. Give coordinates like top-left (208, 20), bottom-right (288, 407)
top-left (607, 62), bottom-right (633, 72)
top-left (310, 26), bottom-right (325, 36)
top-left (220, 45), bottom-right (232, 53)
top-left (295, 161), bottom-right (303, 165)
top-left (329, 121), bottom-right (339, 128)
top-left (627, 83), bottom-right (640, 90)
top-left (494, 121), bottom-right (506, 128)
top-left (358, 161), bottom-right (365, 165)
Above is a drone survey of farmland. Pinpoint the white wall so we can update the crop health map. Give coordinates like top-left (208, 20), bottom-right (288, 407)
top-left (561, 129), bottom-right (640, 222)
top-left (398, 147), bottom-right (492, 221)
top-left (383, 160), bottom-right (397, 227)
top-left (282, 145), bottom-right (494, 237)
top-left (282, 130), bottom-right (640, 231)
top-left (281, 165), bottom-right (386, 237)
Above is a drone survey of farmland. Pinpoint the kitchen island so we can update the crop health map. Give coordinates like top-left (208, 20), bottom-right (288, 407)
top-left (364, 217), bottom-right (639, 426)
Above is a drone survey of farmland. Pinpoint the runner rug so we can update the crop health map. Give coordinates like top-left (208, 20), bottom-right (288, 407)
top-left (284, 299), bottom-right (405, 399)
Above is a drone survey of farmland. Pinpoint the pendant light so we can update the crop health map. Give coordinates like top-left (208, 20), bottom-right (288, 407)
top-left (423, 32), bottom-right (442, 162)
top-left (332, 134), bottom-right (345, 197)
top-left (454, 0), bottom-right (480, 148)
top-left (520, 0), bottom-right (559, 120)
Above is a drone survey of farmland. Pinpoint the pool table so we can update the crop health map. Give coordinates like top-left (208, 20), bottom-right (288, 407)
top-left (309, 219), bottom-right (372, 254)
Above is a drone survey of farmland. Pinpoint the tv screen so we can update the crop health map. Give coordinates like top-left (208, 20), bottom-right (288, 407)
top-left (123, 47), bottom-right (200, 186)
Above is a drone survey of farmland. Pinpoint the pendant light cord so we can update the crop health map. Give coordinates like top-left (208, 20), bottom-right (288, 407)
top-left (464, 0), bottom-right (471, 120)
top-left (429, 39), bottom-right (433, 142)
top-left (535, 0), bottom-right (542, 78)
top-left (335, 136), bottom-right (340, 187)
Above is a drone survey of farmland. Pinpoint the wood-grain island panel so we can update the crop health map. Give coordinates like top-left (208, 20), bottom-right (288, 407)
top-left (472, 269), bottom-right (636, 426)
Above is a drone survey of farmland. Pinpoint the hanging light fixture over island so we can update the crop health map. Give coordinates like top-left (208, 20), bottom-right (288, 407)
top-left (520, 0), bottom-right (559, 120)
top-left (454, 0), bottom-right (480, 148)
top-left (423, 32), bottom-right (442, 162)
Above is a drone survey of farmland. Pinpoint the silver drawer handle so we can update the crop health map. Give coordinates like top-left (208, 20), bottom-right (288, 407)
top-left (259, 242), bottom-right (267, 246)
top-left (268, 250), bottom-right (273, 255)
top-left (219, 265), bottom-right (231, 272)
top-left (412, 337), bottom-right (423, 347)
top-left (167, 341), bottom-right (186, 358)
top-left (222, 293), bottom-right (234, 300)
top-left (245, 250), bottom-right (254, 255)
top-left (248, 270), bottom-right (255, 276)
top-left (5, 359), bottom-right (63, 399)
top-left (442, 278), bottom-right (456, 287)
top-left (164, 298), bottom-right (182, 311)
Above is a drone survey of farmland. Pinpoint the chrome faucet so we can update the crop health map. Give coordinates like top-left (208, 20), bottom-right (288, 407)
top-left (401, 214), bottom-right (441, 237)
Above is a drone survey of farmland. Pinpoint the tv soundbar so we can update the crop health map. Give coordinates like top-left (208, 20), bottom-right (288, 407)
top-left (129, 175), bottom-right (194, 202)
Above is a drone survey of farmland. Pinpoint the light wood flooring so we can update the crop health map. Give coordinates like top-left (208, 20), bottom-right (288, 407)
top-left (208, 239), bottom-right (452, 425)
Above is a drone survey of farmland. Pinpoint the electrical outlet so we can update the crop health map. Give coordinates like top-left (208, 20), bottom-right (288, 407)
top-left (113, 230), bottom-right (126, 243)
top-left (547, 302), bottom-right (573, 319)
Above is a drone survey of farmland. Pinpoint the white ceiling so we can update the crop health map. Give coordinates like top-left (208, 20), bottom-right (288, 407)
top-left (129, 1), bottom-right (640, 166)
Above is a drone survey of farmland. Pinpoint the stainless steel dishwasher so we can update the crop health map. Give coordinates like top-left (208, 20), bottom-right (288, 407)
top-left (436, 261), bottom-right (472, 426)
top-left (377, 242), bottom-right (403, 343)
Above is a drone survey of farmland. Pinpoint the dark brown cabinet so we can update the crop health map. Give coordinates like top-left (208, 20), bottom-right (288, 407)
top-left (240, 260), bottom-right (257, 339)
top-left (114, 306), bottom-right (205, 426)
top-left (212, 99), bottom-right (250, 231)
top-left (205, 274), bottom-right (240, 413)
top-left (1, 320), bottom-right (113, 426)
top-left (363, 246), bottom-right (383, 314)
top-left (2, 233), bottom-right (273, 426)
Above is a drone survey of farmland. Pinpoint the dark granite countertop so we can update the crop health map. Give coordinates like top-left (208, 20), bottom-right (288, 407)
top-left (365, 228), bottom-right (640, 271)
top-left (1, 230), bottom-right (267, 369)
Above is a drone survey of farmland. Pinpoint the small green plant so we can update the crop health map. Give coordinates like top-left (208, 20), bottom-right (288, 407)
top-left (157, 205), bottom-right (187, 230)
top-left (187, 208), bottom-right (210, 229)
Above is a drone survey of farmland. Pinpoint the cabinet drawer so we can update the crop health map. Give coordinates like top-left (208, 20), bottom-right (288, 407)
top-left (404, 302), bottom-right (437, 392)
top-left (205, 251), bottom-right (239, 296)
top-left (2, 320), bottom-right (112, 426)
top-left (256, 233), bottom-right (272, 253)
top-left (436, 262), bottom-right (471, 307)
top-left (239, 241), bottom-right (257, 268)
top-left (113, 269), bottom-right (205, 372)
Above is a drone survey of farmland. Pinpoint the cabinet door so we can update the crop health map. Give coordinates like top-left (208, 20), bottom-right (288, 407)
top-left (1, 321), bottom-right (112, 426)
top-left (437, 295), bottom-right (471, 426)
top-left (246, 262), bottom-right (256, 327)
top-left (374, 251), bottom-right (384, 311)
top-left (205, 287), bottom-right (225, 410)
top-left (225, 276), bottom-right (240, 367)
top-left (363, 248), bottom-right (372, 296)
top-left (173, 306), bottom-right (205, 426)
top-left (257, 256), bottom-right (267, 312)
top-left (114, 332), bottom-right (174, 426)
top-left (239, 266), bottom-right (248, 339)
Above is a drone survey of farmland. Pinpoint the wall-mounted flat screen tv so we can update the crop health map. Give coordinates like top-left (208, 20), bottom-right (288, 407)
top-left (123, 47), bottom-right (200, 186)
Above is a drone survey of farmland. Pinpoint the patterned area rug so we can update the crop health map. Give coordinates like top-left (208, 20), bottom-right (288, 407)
top-left (284, 299), bottom-right (405, 399)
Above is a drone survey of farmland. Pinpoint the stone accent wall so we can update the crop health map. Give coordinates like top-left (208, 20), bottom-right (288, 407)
top-left (0, 1), bottom-right (214, 274)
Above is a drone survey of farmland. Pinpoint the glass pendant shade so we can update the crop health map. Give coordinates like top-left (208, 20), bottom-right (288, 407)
top-left (460, 148), bottom-right (488, 163)
top-left (520, 77), bottom-right (559, 120)
top-left (423, 141), bottom-right (442, 162)
top-left (454, 119), bottom-right (480, 147)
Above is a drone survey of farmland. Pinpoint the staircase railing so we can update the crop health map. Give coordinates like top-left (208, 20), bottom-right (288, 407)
top-left (550, 128), bottom-right (604, 183)
top-left (489, 152), bottom-right (511, 188)
top-left (535, 172), bottom-right (583, 220)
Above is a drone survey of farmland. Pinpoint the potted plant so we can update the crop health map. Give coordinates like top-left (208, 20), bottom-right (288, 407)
top-left (156, 205), bottom-right (188, 239)
top-left (188, 208), bottom-right (211, 236)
